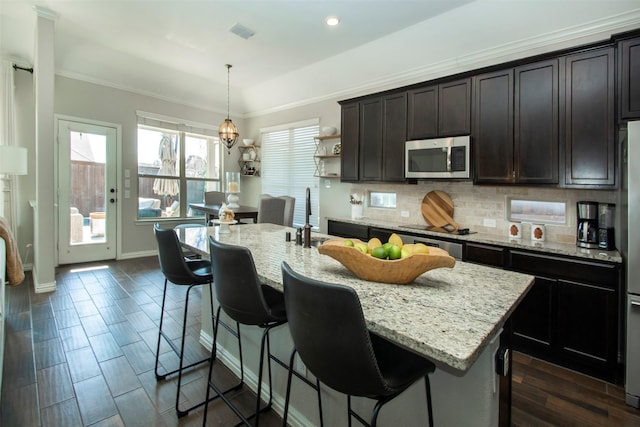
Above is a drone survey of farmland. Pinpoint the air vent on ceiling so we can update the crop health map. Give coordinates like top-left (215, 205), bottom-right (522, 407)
top-left (229, 23), bottom-right (255, 40)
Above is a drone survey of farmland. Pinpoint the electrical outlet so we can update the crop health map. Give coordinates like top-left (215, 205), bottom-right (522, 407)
top-left (483, 218), bottom-right (497, 228)
top-left (295, 356), bottom-right (307, 377)
top-left (400, 210), bottom-right (410, 218)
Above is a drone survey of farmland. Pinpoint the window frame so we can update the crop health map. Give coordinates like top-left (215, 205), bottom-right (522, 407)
top-left (136, 113), bottom-right (223, 221)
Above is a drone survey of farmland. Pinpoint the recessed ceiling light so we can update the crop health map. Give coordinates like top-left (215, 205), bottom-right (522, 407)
top-left (326, 16), bottom-right (340, 26)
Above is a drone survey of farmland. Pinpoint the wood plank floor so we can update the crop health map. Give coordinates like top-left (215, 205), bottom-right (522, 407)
top-left (1, 256), bottom-right (640, 426)
top-left (0, 257), bottom-right (281, 427)
top-left (512, 351), bottom-right (640, 426)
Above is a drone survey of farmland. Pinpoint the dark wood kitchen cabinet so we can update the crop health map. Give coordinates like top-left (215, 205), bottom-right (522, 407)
top-left (508, 249), bottom-right (621, 383)
top-left (359, 97), bottom-right (383, 181)
top-left (382, 92), bottom-right (408, 181)
top-left (474, 59), bottom-right (559, 184)
top-left (557, 278), bottom-right (618, 377)
top-left (340, 102), bottom-right (359, 182)
top-left (514, 59), bottom-right (559, 184)
top-left (619, 36), bottom-right (640, 120)
top-left (340, 92), bottom-right (407, 182)
top-left (407, 78), bottom-right (471, 140)
top-left (327, 220), bottom-right (368, 240)
top-left (512, 276), bottom-right (555, 354)
top-left (473, 69), bottom-right (514, 183)
top-left (564, 47), bottom-right (615, 187)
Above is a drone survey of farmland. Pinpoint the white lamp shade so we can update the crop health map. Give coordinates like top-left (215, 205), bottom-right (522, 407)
top-left (0, 146), bottom-right (28, 175)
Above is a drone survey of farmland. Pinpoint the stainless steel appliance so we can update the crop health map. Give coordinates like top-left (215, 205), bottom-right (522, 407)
top-left (405, 135), bottom-right (470, 179)
top-left (598, 203), bottom-right (616, 250)
top-left (577, 201), bottom-right (599, 248)
top-left (623, 120), bottom-right (640, 408)
top-left (396, 233), bottom-right (463, 260)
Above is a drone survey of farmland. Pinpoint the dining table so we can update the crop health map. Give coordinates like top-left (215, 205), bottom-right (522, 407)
top-left (177, 222), bottom-right (534, 426)
top-left (188, 202), bottom-right (258, 224)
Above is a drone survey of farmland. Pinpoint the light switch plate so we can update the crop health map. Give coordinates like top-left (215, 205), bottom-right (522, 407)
top-left (401, 210), bottom-right (410, 218)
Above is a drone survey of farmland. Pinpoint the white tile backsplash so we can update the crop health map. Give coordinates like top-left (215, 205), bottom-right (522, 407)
top-left (350, 181), bottom-right (617, 245)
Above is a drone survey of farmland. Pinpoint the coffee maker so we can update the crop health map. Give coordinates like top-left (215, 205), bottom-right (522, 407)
top-left (577, 201), bottom-right (599, 248)
top-left (598, 203), bottom-right (616, 250)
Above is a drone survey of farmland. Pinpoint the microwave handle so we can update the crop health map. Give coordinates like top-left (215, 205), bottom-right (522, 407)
top-left (446, 146), bottom-right (452, 172)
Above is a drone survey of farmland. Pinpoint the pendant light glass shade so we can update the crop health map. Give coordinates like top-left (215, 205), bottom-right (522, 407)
top-left (219, 118), bottom-right (239, 150)
top-left (219, 64), bottom-right (239, 153)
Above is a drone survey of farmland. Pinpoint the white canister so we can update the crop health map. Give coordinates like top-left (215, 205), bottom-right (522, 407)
top-left (531, 224), bottom-right (546, 242)
top-left (508, 222), bottom-right (522, 239)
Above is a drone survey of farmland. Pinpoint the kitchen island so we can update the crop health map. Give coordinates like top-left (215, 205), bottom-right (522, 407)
top-left (178, 223), bottom-right (535, 426)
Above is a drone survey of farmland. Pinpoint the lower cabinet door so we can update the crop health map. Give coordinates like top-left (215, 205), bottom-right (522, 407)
top-left (557, 278), bottom-right (618, 380)
top-left (512, 276), bottom-right (555, 354)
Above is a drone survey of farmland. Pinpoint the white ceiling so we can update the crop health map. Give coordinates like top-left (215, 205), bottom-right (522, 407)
top-left (1, 0), bottom-right (640, 117)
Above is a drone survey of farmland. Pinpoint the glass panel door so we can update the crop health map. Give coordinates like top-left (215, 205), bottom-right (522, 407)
top-left (58, 119), bottom-right (117, 264)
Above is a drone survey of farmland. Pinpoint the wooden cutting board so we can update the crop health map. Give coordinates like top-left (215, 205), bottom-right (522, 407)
top-left (421, 190), bottom-right (459, 232)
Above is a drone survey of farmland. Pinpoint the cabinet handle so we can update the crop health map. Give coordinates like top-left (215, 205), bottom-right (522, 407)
top-left (631, 301), bottom-right (640, 308)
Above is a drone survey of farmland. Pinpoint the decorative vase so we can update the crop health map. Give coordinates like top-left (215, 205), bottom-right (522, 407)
top-left (226, 172), bottom-right (240, 209)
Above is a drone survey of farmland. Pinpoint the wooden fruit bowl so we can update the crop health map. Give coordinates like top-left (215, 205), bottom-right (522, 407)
top-left (318, 238), bottom-right (455, 285)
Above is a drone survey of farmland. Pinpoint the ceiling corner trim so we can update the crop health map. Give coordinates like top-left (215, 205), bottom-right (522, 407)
top-left (34, 6), bottom-right (58, 21)
top-left (247, 10), bottom-right (640, 118)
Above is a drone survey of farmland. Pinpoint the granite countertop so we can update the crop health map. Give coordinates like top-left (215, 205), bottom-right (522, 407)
top-left (327, 217), bottom-right (623, 264)
top-left (178, 223), bottom-right (534, 373)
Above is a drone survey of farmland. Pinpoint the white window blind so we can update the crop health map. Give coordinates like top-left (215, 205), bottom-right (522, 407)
top-left (261, 123), bottom-right (319, 228)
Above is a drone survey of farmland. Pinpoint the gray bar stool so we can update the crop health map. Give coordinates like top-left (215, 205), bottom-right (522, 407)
top-left (203, 237), bottom-right (288, 426)
top-left (281, 261), bottom-right (436, 427)
top-left (153, 223), bottom-right (214, 417)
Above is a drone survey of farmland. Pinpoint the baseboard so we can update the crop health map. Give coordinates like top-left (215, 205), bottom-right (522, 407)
top-left (31, 267), bottom-right (56, 293)
top-left (117, 249), bottom-right (157, 260)
top-left (199, 330), bottom-right (314, 427)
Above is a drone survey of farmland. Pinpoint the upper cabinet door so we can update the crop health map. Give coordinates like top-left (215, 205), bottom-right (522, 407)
top-left (473, 69), bottom-right (514, 183)
top-left (564, 47), bottom-right (615, 187)
top-left (382, 92), bottom-right (407, 181)
top-left (438, 78), bottom-right (471, 137)
top-left (359, 98), bottom-right (383, 181)
top-left (619, 36), bottom-right (640, 120)
top-left (514, 59), bottom-right (559, 184)
top-left (407, 78), bottom-right (471, 140)
top-left (340, 102), bottom-right (360, 182)
top-left (407, 85), bottom-right (438, 140)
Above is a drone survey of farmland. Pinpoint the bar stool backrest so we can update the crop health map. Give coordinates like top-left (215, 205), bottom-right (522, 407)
top-left (281, 262), bottom-right (392, 398)
top-left (209, 237), bottom-right (278, 325)
top-left (154, 223), bottom-right (208, 285)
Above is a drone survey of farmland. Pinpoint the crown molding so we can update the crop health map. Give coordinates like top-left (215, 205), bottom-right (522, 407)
top-left (244, 10), bottom-right (640, 118)
top-left (34, 6), bottom-right (58, 21)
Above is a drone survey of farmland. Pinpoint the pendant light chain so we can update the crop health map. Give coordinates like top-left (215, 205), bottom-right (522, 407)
top-left (226, 64), bottom-right (231, 120)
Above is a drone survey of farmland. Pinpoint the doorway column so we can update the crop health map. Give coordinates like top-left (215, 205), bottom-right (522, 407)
top-left (33, 7), bottom-right (57, 293)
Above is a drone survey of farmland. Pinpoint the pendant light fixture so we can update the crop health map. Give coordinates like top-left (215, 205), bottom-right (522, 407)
top-left (219, 64), bottom-right (239, 154)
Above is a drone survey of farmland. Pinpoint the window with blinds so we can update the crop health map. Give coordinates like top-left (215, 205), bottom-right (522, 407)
top-left (261, 121), bottom-right (319, 228)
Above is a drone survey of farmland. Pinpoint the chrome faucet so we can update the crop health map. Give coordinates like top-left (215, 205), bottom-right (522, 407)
top-left (303, 187), bottom-right (311, 248)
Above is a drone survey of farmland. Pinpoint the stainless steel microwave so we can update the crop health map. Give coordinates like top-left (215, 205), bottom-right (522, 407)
top-left (405, 135), bottom-right (471, 179)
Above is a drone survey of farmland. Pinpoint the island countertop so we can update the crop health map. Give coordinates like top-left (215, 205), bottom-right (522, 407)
top-left (178, 223), bottom-right (534, 373)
